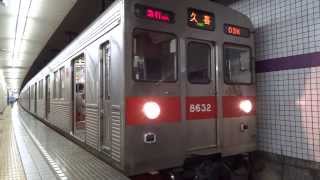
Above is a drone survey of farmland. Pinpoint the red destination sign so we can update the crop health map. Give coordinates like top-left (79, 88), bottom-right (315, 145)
top-left (135, 4), bottom-right (175, 23)
top-left (224, 24), bottom-right (250, 37)
top-left (146, 9), bottom-right (170, 22)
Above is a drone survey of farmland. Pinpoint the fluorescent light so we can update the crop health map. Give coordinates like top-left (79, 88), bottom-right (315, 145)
top-left (12, 0), bottom-right (32, 65)
top-left (28, 0), bottom-right (43, 18)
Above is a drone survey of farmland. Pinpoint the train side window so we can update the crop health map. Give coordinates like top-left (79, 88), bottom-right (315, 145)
top-left (38, 81), bottom-right (41, 99)
top-left (40, 79), bottom-right (43, 99)
top-left (133, 29), bottom-right (177, 82)
top-left (42, 80), bottom-right (44, 99)
top-left (224, 44), bottom-right (252, 84)
top-left (59, 67), bottom-right (65, 98)
top-left (35, 83), bottom-right (37, 99)
top-left (31, 85), bottom-right (33, 99)
top-left (38, 80), bottom-right (41, 99)
top-left (53, 71), bottom-right (59, 99)
top-left (187, 42), bottom-right (211, 84)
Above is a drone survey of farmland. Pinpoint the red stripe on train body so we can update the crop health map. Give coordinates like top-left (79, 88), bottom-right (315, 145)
top-left (126, 96), bottom-right (181, 125)
top-left (126, 96), bottom-right (255, 125)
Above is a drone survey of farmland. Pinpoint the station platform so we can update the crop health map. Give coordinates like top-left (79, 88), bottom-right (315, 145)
top-left (2, 103), bottom-right (319, 180)
top-left (0, 104), bottom-right (129, 180)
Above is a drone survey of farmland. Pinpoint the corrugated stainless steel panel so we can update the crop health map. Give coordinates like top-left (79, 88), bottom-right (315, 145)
top-left (49, 101), bottom-right (72, 132)
top-left (85, 104), bottom-right (99, 149)
top-left (111, 105), bottom-right (121, 163)
top-left (30, 99), bottom-right (34, 113)
top-left (37, 100), bottom-right (45, 119)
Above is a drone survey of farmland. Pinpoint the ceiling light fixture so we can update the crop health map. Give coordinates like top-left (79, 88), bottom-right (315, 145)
top-left (12, 0), bottom-right (32, 64)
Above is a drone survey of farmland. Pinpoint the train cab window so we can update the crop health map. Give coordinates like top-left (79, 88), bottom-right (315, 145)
top-left (133, 29), bottom-right (177, 82)
top-left (187, 42), bottom-right (211, 84)
top-left (224, 45), bottom-right (252, 84)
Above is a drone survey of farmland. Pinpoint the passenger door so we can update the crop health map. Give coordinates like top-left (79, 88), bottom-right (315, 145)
top-left (72, 56), bottom-right (86, 141)
top-left (45, 75), bottom-right (50, 119)
top-left (100, 42), bottom-right (111, 151)
top-left (185, 40), bottom-right (217, 153)
top-left (28, 87), bottom-right (31, 111)
top-left (34, 83), bottom-right (37, 114)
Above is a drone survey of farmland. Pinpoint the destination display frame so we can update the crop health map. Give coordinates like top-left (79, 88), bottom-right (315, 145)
top-left (135, 4), bottom-right (175, 24)
top-left (187, 8), bottom-right (215, 31)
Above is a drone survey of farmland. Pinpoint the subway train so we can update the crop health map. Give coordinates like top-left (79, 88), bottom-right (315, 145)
top-left (19, 0), bottom-right (256, 178)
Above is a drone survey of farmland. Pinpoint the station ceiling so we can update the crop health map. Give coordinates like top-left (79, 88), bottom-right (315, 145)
top-left (0, 0), bottom-right (77, 91)
top-left (0, 0), bottom-right (235, 91)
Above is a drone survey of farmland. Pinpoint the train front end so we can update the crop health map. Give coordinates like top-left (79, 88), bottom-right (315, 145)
top-left (123, 0), bottom-right (256, 176)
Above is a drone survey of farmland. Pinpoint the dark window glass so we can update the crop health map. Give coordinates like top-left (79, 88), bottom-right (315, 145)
top-left (224, 45), bottom-right (252, 84)
top-left (187, 42), bottom-right (211, 84)
top-left (31, 85), bottom-right (33, 98)
top-left (133, 29), bottom-right (177, 82)
top-left (39, 80), bottom-right (42, 99)
top-left (35, 83), bottom-right (37, 100)
top-left (53, 71), bottom-right (59, 98)
top-left (59, 67), bottom-right (65, 98)
top-left (41, 80), bottom-right (43, 99)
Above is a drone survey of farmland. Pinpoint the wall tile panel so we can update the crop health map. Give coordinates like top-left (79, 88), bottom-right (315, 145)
top-left (231, 0), bottom-right (320, 162)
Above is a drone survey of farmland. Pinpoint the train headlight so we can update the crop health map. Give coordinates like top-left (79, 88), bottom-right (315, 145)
top-left (143, 102), bottom-right (160, 120)
top-left (239, 100), bottom-right (253, 113)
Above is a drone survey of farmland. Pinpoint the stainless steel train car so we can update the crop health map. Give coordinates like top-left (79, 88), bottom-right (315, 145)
top-left (19, 0), bottom-right (256, 177)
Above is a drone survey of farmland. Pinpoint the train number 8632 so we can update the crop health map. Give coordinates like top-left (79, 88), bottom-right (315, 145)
top-left (189, 104), bottom-right (212, 113)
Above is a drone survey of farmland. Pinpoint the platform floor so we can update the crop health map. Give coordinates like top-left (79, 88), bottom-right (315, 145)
top-left (3, 103), bottom-right (319, 180)
top-left (0, 104), bottom-right (129, 180)
top-left (0, 107), bottom-right (26, 180)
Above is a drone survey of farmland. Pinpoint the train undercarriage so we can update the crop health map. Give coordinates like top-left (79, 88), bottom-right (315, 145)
top-left (131, 153), bottom-right (256, 180)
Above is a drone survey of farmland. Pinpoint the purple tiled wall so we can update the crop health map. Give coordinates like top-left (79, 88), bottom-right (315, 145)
top-left (256, 52), bottom-right (320, 73)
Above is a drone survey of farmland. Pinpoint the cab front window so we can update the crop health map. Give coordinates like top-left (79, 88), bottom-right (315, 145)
top-left (133, 29), bottom-right (177, 82)
top-left (224, 44), bottom-right (252, 84)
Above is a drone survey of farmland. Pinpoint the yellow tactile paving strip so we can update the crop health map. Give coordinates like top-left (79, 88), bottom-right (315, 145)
top-left (0, 107), bottom-right (26, 180)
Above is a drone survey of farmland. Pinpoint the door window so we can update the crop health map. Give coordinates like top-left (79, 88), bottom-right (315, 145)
top-left (101, 42), bottom-right (111, 100)
top-left (187, 42), bottom-right (211, 84)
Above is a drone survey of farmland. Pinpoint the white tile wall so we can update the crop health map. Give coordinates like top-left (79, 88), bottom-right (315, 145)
top-left (231, 0), bottom-right (320, 61)
top-left (256, 67), bottom-right (320, 161)
top-left (230, 0), bottom-right (320, 162)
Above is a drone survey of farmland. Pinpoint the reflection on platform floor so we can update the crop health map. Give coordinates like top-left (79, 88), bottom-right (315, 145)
top-left (15, 104), bottom-right (129, 180)
top-left (0, 107), bottom-right (26, 180)
top-left (12, 105), bottom-right (57, 180)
